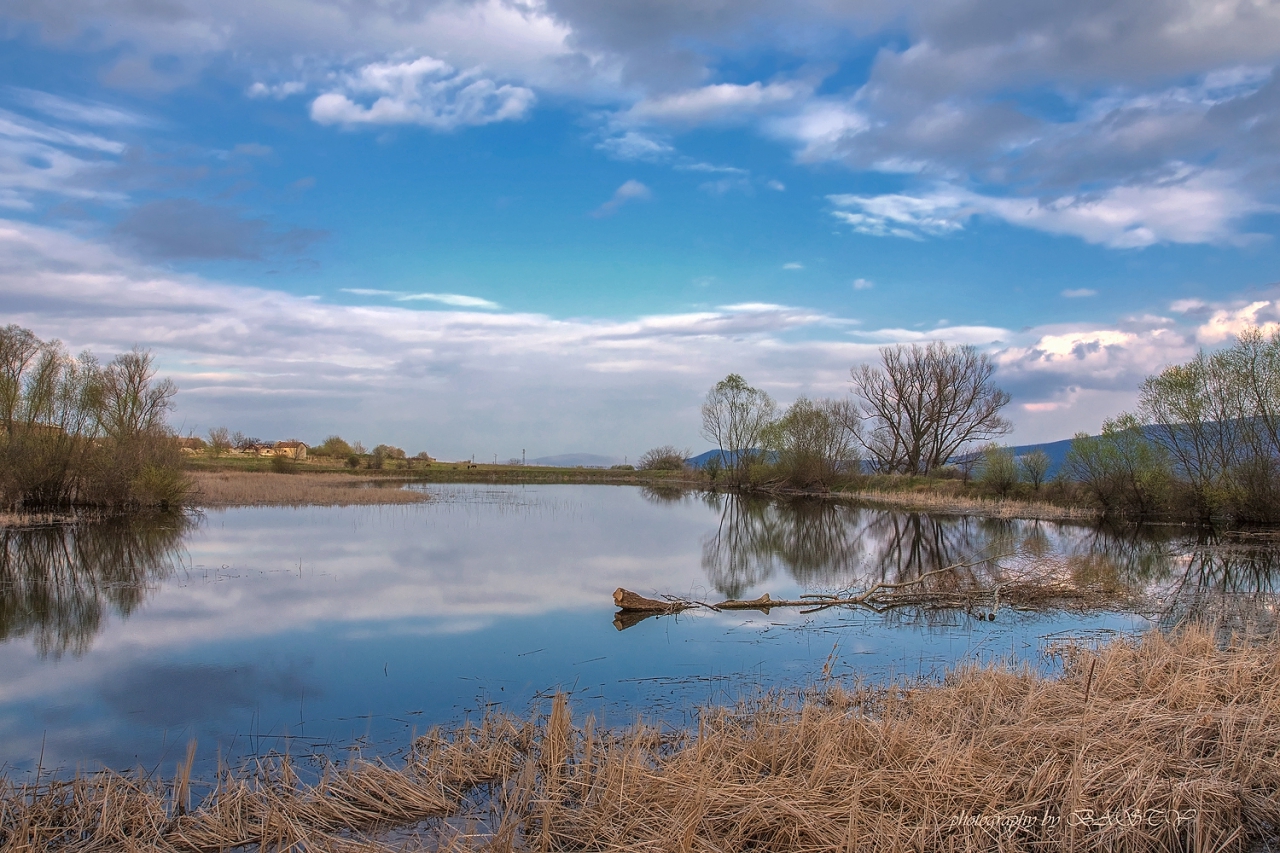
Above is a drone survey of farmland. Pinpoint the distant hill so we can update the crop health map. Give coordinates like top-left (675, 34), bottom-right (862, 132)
top-left (686, 437), bottom-right (1078, 476)
top-left (527, 453), bottom-right (623, 468)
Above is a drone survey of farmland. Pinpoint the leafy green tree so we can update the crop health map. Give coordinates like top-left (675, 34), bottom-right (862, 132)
top-left (313, 435), bottom-right (354, 457)
top-left (1065, 414), bottom-right (1170, 517)
top-left (765, 397), bottom-right (861, 489)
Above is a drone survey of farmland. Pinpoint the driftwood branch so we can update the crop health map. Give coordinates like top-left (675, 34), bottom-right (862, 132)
top-left (612, 555), bottom-right (1014, 630)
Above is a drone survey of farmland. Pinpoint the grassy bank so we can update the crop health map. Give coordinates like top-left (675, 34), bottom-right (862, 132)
top-left (5, 626), bottom-right (1278, 851)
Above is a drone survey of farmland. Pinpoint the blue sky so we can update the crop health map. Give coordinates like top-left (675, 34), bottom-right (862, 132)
top-left (3, 0), bottom-right (1280, 460)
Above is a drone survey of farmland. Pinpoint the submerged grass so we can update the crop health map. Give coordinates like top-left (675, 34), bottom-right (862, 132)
top-left (189, 471), bottom-right (430, 507)
top-left (4, 625), bottom-right (1279, 851)
top-left (847, 487), bottom-right (1101, 521)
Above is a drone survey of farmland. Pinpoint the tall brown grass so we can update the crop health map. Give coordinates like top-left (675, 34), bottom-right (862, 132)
top-left (3, 625), bottom-right (1278, 851)
top-left (190, 471), bottom-right (429, 507)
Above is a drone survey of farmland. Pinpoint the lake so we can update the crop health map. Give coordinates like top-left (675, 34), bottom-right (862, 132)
top-left (1, 483), bottom-right (1274, 779)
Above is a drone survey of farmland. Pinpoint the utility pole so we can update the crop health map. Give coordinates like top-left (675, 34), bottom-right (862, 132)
top-left (522, 448), bottom-right (525, 466)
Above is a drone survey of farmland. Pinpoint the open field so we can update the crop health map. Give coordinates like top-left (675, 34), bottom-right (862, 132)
top-left (4, 625), bottom-right (1277, 852)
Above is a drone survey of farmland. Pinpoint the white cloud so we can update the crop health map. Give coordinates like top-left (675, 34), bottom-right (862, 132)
top-left (627, 81), bottom-right (806, 125)
top-left (828, 169), bottom-right (1271, 248)
top-left (9, 218), bottom-right (1280, 452)
top-left (767, 180), bottom-right (786, 191)
top-left (595, 130), bottom-right (674, 162)
top-left (783, 262), bottom-right (804, 270)
top-left (852, 278), bottom-right (874, 290)
top-left (590, 179), bottom-right (651, 217)
top-left (1062, 288), bottom-right (1097, 298)
top-left (0, 107), bottom-right (128, 209)
top-left (310, 56), bottom-right (534, 129)
top-left (340, 288), bottom-right (398, 296)
top-left (10, 89), bottom-right (155, 128)
top-left (396, 293), bottom-right (501, 309)
top-left (1195, 300), bottom-right (1280, 343)
top-left (765, 101), bottom-right (869, 161)
top-left (247, 81), bottom-right (306, 100)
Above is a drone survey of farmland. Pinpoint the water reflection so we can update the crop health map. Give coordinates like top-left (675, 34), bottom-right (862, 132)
top-left (0, 515), bottom-right (189, 658)
top-left (698, 494), bottom-right (1280, 627)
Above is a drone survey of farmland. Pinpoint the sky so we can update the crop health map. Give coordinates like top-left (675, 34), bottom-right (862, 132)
top-left (2, 0), bottom-right (1280, 461)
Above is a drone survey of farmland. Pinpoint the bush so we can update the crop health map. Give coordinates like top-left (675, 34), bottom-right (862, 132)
top-left (270, 454), bottom-right (297, 474)
top-left (346, 454), bottom-right (361, 469)
top-left (976, 444), bottom-right (1018, 497)
top-left (313, 435), bottom-right (353, 458)
top-left (638, 445), bottom-right (689, 471)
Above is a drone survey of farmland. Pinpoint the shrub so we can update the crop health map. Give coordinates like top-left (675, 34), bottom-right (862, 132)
top-left (270, 454), bottom-right (297, 474)
top-left (638, 446), bottom-right (689, 471)
top-left (313, 435), bottom-right (354, 458)
top-left (976, 444), bottom-right (1018, 497)
top-left (346, 454), bottom-right (361, 469)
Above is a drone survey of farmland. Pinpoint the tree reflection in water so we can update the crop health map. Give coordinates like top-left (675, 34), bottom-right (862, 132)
top-left (698, 494), bottom-right (1280, 628)
top-left (0, 515), bottom-right (191, 658)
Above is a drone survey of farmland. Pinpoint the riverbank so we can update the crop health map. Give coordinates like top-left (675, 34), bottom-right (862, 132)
top-left (5, 625), bottom-right (1275, 851)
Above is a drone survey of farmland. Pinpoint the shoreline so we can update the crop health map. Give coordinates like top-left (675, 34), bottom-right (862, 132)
top-left (6, 625), bottom-right (1276, 851)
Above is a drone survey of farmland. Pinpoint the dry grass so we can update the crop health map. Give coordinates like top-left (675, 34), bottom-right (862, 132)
top-left (189, 471), bottom-right (429, 508)
top-left (849, 488), bottom-right (1100, 521)
top-left (4, 626), bottom-right (1279, 851)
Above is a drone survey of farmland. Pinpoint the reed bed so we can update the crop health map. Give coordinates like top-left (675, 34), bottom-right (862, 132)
top-left (848, 488), bottom-right (1100, 521)
top-left (4, 626), bottom-right (1278, 852)
top-left (190, 471), bottom-right (429, 508)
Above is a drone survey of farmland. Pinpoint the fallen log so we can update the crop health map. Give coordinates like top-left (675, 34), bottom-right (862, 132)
top-left (612, 556), bottom-right (1014, 630)
top-left (612, 588), bottom-right (687, 612)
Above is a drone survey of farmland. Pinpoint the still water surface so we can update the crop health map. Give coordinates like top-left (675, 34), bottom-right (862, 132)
top-left (1, 484), bottom-right (1273, 778)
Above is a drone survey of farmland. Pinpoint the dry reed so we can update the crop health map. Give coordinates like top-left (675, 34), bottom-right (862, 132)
top-left (849, 488), bottom-right (1100, 521)
top-left (4, 626), bottom-right (1278, 851)
top-left (189, 471), bottom-right (429, 508)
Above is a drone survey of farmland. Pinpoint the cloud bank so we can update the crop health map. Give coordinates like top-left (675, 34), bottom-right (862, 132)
top-left (2, 217), bottom-right (1266, 456)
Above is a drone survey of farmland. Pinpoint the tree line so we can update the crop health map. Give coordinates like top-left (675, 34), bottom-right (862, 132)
top-left (688, 325), bottom-right (1280, 523)
top-left (695, 341), bottom-right (1011, 489)
top-left (1064, 325), bottom-right (1280, 522)
top-left (0, 325), bottom-right (186, 511)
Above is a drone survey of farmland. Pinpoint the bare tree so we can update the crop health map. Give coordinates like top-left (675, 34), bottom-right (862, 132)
top-left (207, 426), bottom-right (232, 456)
top-left (638, 445), bottom-right (689, 470)
top-left (700, 374), bottom-right (777, 474)
top-left (1018, 448), bottom-right (1052, 491)
top-left (851, 341), bottom-right (1011, 474)
top-left (96, 348), bottom-right (177, 440)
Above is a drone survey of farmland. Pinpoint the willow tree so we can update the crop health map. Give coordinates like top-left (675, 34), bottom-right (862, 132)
top-left (852, 341), bottom-right (1011, 474)
top-left (700, 374), bottom-right (777, 478)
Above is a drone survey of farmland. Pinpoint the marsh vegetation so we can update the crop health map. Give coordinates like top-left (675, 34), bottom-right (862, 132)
top-left (0, 325), bottom-right (187, 512)
top-left (5, 626), bottom-right (1278, 852)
